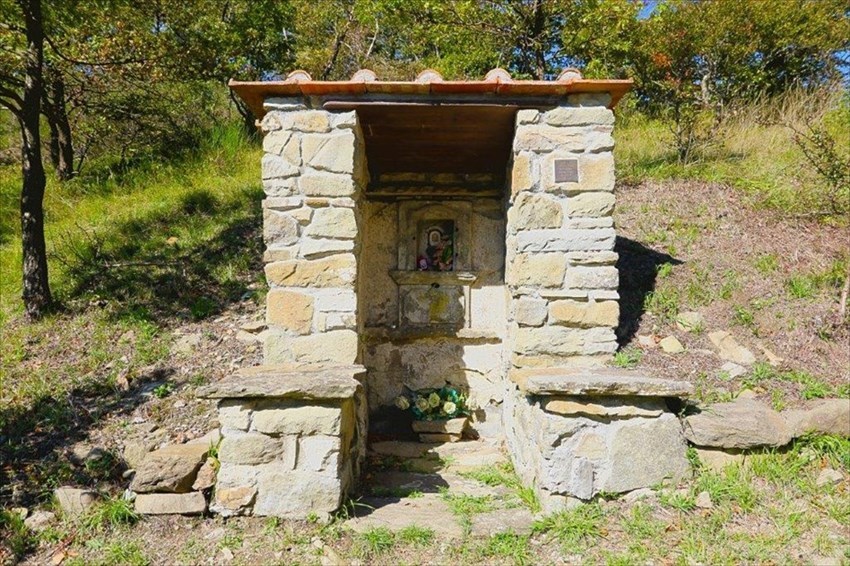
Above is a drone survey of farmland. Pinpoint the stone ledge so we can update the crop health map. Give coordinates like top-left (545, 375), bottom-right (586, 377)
top-left (511, 367), bottom-right (693, 398)
top-left (197, 364), bottom-right (365, 400)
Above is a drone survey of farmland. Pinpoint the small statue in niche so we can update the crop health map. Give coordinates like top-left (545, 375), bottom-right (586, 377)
top-left (421, 221), bottom-right (454, 271)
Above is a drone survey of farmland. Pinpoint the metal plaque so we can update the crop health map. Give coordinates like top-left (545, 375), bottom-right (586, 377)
top-left (553, 158), bottom-right (579, 183)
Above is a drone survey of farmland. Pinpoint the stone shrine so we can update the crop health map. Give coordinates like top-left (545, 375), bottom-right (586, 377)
top-left (197, 67), bottom-right (695, 517)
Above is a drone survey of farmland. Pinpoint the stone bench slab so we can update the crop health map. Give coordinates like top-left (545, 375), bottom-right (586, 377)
top-left (511, 367), bottom-right (693, 398)
top-left (197, 364), bottom-right (366, 400)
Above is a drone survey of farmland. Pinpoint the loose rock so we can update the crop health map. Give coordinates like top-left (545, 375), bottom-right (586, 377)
top-left (815, 468), bottom-right (843, 487)
top-left (783, 398), bottom-right (850, 438)
top-left (659, 336), bottom-right (685, 354)
top-left (54, 487), bottom-right (99, 518)
top-left (684, 398), bottom-right (792, 449)
top-left (134, 492), bottom-right (207, 515)
top-left (708, 331), bottom-right (756, 365)
top-left (676, 311), bottom-right (705, 332)
top-left (24, 510), bottom-right (56, 531)
top-left (719, 362), bottom-right (747, 379)
top-left (695, 491), bottom-right (713, 509)
top-left (130, 443), bottom-right (209, 493)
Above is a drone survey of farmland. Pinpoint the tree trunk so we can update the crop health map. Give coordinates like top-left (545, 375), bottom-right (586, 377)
top-left (43, 69), bottom-right (74, 180)
top-left (230, 90), bottom-right (258, 139)
top-left (20, 0), bottom-right (53, 319)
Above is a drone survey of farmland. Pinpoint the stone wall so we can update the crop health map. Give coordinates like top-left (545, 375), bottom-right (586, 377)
top-left (503, 369), bottom-right (692, 512)
top-left (259, 99), bottom-right (366, 367)
top-left (200, 366), bottom-right (368, 519)
top-left (505, 94), bottom-right (619, 370)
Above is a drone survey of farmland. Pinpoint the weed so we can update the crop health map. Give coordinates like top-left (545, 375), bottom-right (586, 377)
top-left (0, 508), bottom-right (36, 560)
top-left (694, 465), bottom-right (758, 511)
top-left (101, 540), bottom-right (149, 566)
top-left (440, 490), bottom-right (493, 518)
top-left (152, 382), bottom-right (175, 399)
top-left (219, 530), bottom-right (243, 550)
top-left (754, 253), bottom-right (779, 274)
top-left (397, 525), bottom-right (435, 547)
top-left (718, 270), bottom-right (740, 300)
top-left (81, 498), bottom-right (139, 532)
top-left (621, 503), bottom-right (665, 540)
top-left (354, 526), bottom-right (395, 557)
top-left (532, 502), bottom-right (604, 548)
top-left (613, 347), bottom-right (642, 368)
top-left (460, 462), bottom-right (541, 512)
top-left (657, 262), bottom-right (674, 279)
top-left (787, 275), bottom-right (816, 299)
top-left (732, 305), bottom-right (757, 333)
top-left (659, 489), bottom-right (696, 511)
top-left (480, 532), bottom-right (531, 564)
top-left (644, 287), bottom-right (680, 322)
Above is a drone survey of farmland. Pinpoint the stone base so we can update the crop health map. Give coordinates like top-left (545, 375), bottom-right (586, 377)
top-left (412, 417), bottom-right (468, 443)
top-left (199, 365), bottom-right (367, 519)
top-left (503, 369), bottom-right (692, 512)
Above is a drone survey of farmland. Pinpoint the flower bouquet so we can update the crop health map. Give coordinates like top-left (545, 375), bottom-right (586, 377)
top-left (395, 386), bottom-right (469, 443)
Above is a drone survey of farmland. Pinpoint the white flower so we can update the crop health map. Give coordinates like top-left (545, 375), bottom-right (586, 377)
top-left (415, 397), bottom-right (430, 412)
top-left (395, 396), bottom-right (410, 410)
top-left (428, 392), bottom-right (441, 408)
top-left (443, 401), bottom-right (457, 415)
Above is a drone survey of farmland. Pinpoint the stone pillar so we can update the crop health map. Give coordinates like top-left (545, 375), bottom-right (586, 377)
top-left (258, 99), bottom-right (366, 366)
top-left (506, 94), bottom-right (619, 370)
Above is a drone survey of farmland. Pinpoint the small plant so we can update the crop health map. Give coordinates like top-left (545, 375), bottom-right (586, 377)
top-left (480, 532), bottom-right (531, 563)
top-left (613, 347), bottom-right (643, 368)
top-left (355, 526), bottom-right (395, 557)
top-left (152, 382), bottom-right (175, 399)
top-left (81, 497), bottom-right (139, 532)
top-left (397, 525), bottom-right (435, 546)
top-left (0, 509), bottom-right (36, 561)
top-left (533, 503), bottom-right (605, 548)
top-left (754, 253), bottom-right (779, 275)
top-left (786, 275), bottom-right (816, 299)
top-left (644, 287), bottom-right (680, 322)
top-left (394, 386), bottom-right (468, 421)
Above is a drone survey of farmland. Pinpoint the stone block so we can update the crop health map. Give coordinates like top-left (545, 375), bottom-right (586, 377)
top-left (263, 131), bottom-right (301, 165)
top-left (516, 109), bottom-right (539, 124)
top-left (708, 331), bottom-right (756, 365)
top-left (411, 418), bottom-right (468, 435)
top-left (299, 172), bottom-right (355, 197)
top-left (549, 300), bottom-right (619, 328)
top-left (514, 297), bottom-right (548, 327)
top-left (314, 289), bottom-right (357, 312)
top-left (266, 290), bottom-right (314, 334)
top-left (302, 132), bottom-right (355, 174)
top-left (304, 207), bottom-right (357, 239)
top-left (419, 433), bottom-right (460, 443)
top-left (264, 196), bottom-right (303, 211)
top-left (566, 192), bottom-right (615, 217)
top-left (252, 403), bottom-right (342, 436)
top-left (296, 435), bottom-right (341, 474)
top-left (281, 110), bottom-right (330, 133)
top-left (507, 253), bottom-right (566, 288)
top-left (262, 153), bottom-right (298, 180)
top-left (514, 367), bottom-right (695, 397)
top-left (510, 152), bottom-right (535, 195)
top-left (263, 209), bottom-right (299, 247)
top-left (301, 238), bottom-right (355, 258)
top-left (566, 251), bottom-right (619, 266)
top-left (784, 398), bottom-right (850, 438)
top-left (548, 154), bottom-right (615, 193)
top-left (219, 400), bottom-right (252, 431)
top-left (253, 470), bottom-right (342, 518)
top-left (263, 247), bottom-right (297, 263)
top-left (263, 179), bottom-right (298, 197)
top-left (508, 193), bottom-right (563, 230)
top-left (264, 255), bottom-right (356, 288)
top-left (54, 488), bottom-right (98, 518)
top-left (542, 396), bottom-right (666, 418)
top-left (213, 486), bottom-right (257, 517)
top-left (514, 126), bottom-right (585, 153)
top-left (542, 106), bottom-right (615, 127)
top-left (515, 326), bottom-right (584, 356)
top-left (601, 414), bottom-right (690, 493)
top-left (516, 228), bottom-right (616, 253)
top-left (134, 492), bottom-right (206, 515)
top-left (290, 330), bottom-right (359, 364)
top-left (130, 443), bottom-right (208, 494)
top-left (219, 431), bottom-right (285, 466)
top-left (684, 398), bottom-right (792, 449)
top-left (565, 266), bottom-right (618, 290)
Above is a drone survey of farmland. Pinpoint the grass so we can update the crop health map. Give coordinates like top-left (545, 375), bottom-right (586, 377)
top-left (460, 462), bottom-right (541, 512)
top-left (532, 502), bottom-right (605, 549)
top-left (743, 362), bottom-right (835, 400)
top-left (81, 498), bottom-right (139, 532)
top-left (614, 90), bottom-right (849, 222)
top-left (612, 347), bottom-right (642, 368)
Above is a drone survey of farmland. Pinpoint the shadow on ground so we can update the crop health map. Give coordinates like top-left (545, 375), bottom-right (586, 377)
top-left (58, 185), bottom-right (264, 323)
top-left (615, 236), bottom-right (682, 347)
